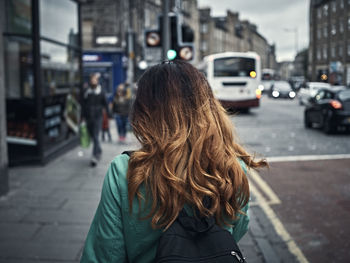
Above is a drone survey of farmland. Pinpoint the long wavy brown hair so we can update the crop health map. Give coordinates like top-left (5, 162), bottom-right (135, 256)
top-left (127, 60), bottom-right (267, 230)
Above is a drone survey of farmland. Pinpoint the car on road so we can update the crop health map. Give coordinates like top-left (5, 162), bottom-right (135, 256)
top-left (304, 87), bottom-right (350, 134)
top-left (298, 82), bottom-right (331, 105)
top-left (269, 81), bottom-right (296, 99)
top-left (260, 80), bottom-right (274, 94)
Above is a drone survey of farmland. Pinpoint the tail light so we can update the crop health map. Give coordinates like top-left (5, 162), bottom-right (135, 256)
top-left (256, 89), bottom-right (262, 99)
top-left (330, 100), bottom-right (342, 109)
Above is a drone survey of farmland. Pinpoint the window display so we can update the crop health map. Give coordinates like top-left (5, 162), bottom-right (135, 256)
top-left (4, 0), bottom-right (82, 165)
top-left (4, 37), bottom-right (34, 99)
top-left (6, 99), bottom-right (37, 146)
top-left (41, 40), bottom-right (81, 96)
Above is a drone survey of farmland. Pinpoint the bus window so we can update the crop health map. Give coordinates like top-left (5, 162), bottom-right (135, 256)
top-left (213, 57), bottom-right (255, 77)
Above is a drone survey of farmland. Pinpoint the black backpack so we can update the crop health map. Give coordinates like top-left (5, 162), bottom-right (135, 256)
top-left (154, 206), bottom-right (246, 263)
top-left (122, 151), bottom-right (246, 263)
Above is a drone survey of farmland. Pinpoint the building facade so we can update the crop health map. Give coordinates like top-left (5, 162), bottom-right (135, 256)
top-left (81, 0), bottom-right (163, 83)
top-left (198, 8), bottom-right (277, 69)
top-left (1, 0), bottom-right (83, 169)
top-left (309, 0), bottom-right (350, 85)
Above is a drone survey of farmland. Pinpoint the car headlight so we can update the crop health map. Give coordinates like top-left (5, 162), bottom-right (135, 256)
top-left (289, 91), bottom-right (296, 98)
top-left (272, 90), bottom-right (280, 97)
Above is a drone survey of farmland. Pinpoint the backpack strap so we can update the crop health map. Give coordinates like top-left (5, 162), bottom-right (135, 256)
top-left (122, 150), bottom-right (134, 157)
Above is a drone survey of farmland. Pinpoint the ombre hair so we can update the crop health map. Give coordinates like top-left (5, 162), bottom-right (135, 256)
top-left (127, 60), bottom-right (267, 230)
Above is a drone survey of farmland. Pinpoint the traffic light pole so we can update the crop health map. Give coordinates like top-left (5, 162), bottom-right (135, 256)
top-left (162, 0), bottom-right (170, 60)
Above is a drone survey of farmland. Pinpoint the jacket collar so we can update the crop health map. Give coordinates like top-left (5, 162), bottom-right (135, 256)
top-left (84, 85), bottom-right (102, 98)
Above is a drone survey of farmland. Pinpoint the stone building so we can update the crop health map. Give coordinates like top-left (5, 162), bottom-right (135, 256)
top-left (198, 8), bottom-right (277, 69)
top-left (309, 0), bottom-right (350, 85)
top-left (294, 48), bottom-right (309, 77)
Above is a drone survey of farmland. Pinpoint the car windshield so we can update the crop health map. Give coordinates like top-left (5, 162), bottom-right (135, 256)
top-left (214, 57), bottom-right (255, 77)
top-left (338, 90), bottom-right (350, 101)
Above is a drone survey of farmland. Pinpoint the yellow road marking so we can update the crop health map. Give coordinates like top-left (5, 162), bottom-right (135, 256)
top-left (249, 178), bottom-right (309, 263)
top-left (249, 169), bottom-right (281, 205)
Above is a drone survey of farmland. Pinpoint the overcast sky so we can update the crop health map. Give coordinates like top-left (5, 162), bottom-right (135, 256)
top-left (198, 0), bottom-right (310, 62)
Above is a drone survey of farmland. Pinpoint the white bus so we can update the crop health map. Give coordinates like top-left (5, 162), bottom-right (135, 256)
top-left (198, 52), bottom-right (262, 111)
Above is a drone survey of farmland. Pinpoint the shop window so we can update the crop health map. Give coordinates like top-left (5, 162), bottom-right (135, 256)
top-left (317, 28), bottom-right (321, 39)
top-left (323, 25), bottom-right (328, 37)
top-left (40, 0), bottom-right (79, 46)
top-left (5, 36), bottom-right (37, 146)
top-left (5, 0), bottom-right (32, 35)
top-left (339, 45), bottom-right (343, 56)
top-left (40, 40), bottom-right (81, 147)
top-left (317, 8), bottom-right (322, 19)
top-left (4, 36), bottom-right (34, 99)
top-left (40, 40), bottom-right (81, 97)
top-left (348, 44), bottom-right (350, 56)
top-left (340, 0), bottom-right (344, 9)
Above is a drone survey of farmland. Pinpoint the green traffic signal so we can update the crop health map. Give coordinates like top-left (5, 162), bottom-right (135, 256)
top-left (167, 49), bottom-right (177, 60)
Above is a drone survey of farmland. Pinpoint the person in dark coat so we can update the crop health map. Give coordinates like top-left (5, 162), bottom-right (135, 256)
top-left (83, 73), bottom-right (108, 166)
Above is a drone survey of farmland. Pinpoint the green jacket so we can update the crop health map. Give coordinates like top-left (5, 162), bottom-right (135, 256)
top-left (81, 153), bottom-right (250, 263)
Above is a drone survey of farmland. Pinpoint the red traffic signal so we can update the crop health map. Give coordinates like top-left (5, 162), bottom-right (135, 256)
top-left (145, 30), bottom-right (161, 47)
top-left (178, 46), bottom-right (193, 61)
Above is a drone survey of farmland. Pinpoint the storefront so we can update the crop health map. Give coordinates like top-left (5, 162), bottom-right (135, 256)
top-left (3, 0), bottom-right (82, 165)
top-left (82, 50), bottom-right (127, 97)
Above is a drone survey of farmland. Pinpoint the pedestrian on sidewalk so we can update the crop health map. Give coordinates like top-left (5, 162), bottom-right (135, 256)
top-left (101, 108), bottom-right (112, 142)
top-left (112, 82), bottom-right (131, 143)
top-left (80, 61), bottom-right (267, 262)
top-left (82, 73), bottom-right (109, 166)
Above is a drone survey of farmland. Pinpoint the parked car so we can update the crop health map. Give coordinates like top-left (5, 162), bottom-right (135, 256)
top-left (304, 87), bottom-right (350, 134)
top-left (269, 81), bottom-right (295, 99)
top-left (298, 82), bottom-right (331, 105)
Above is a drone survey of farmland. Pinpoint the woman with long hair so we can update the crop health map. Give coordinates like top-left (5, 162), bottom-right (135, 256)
top-left (81, 60), bottom-right (267, 262)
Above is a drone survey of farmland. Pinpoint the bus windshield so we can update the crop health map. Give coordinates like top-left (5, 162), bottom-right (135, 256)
top-left (213, 57), bottom-right (255, 77)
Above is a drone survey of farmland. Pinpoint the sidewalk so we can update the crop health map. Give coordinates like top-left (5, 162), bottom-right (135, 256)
top-left (0, 131), bottom-right (297, 263)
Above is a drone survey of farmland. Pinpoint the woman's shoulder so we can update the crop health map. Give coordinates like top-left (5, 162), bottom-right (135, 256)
top-left (105, 153), bottom-right (130, 192)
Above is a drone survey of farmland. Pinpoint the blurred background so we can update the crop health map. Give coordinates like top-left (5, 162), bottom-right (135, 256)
top-left (0, 0), bottom-right (349, 262)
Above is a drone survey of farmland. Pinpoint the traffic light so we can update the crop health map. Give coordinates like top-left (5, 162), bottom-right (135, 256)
top-left (168, 15), bottom-right (194, 61)
top-left (157, 15), bottom-right (194, 61)
top-left (145, 30), bottom-right (161, 47)
top-left (145, 14), bottom-right (195, 61)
